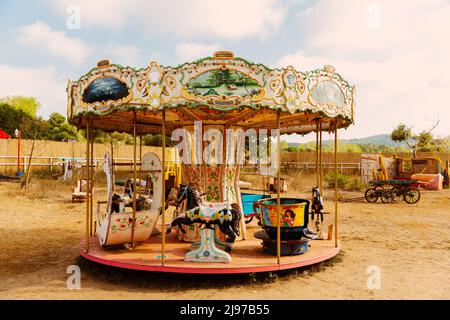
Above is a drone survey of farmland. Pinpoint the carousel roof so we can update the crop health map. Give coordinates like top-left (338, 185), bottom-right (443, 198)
top-left (67, 51), bottom-right (355, 135)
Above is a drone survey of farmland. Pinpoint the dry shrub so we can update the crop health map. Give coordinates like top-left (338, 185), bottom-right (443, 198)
top-left (10, 178), bottom-right (74, 200)
top-left (346, 177), bottom-right (366, 192)
top-left (23, 181), bottom-right (52, 199)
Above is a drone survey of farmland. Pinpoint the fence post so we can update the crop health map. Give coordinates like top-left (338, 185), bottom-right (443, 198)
top-left (50, 157), bottom-right (53, 173)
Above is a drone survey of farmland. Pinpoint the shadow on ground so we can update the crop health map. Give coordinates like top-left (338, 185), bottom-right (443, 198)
top-left (74, 252), bottom-right (344, 292)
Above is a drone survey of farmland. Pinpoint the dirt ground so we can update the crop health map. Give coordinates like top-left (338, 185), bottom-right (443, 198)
top-left (1, 177), bottom-right (449, 300)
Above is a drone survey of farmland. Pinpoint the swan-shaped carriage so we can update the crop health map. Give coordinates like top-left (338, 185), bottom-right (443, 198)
top-left (96, 152), bottom-right (162, 247)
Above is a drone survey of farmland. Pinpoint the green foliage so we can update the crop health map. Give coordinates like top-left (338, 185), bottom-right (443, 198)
top-left (285, 146), bottom-right (300, 152)
top-left (358, 143), bottom-right (408, 153)
top-left (0, 96), bottom-right (41, 118)
top-left (143, 134), bottom-right (175, 147)
top-left (189, 69), bottom-right (258, 89)
top-left (343, 144), bottom-right (362, 153)
top-left (279, 140), bottom-right (289, 150)
top-left (391, 123), bottom-right (412, 145)
top-left (90, 131), bottom-right (133, 148)
top-left (47, 112), bottom-right (78, 141)
top-left (347, 177), bottom-right (366, 191)
top-left (391, 123), bottom-right (447, 154)
top-left (324, 172), bottom-right (349, 189)
top-left (285, 140), bottom-right (410, 154)
top-left (0, 103), bottom-right (48, 139)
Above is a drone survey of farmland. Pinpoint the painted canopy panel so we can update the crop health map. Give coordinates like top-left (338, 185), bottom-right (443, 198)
top-left (187, 69), bottom-right (262, 99)
top-left (311, 80), bottom-right (345, 107)
top-left (82, 77), bottom-right (130, 104)
top-left (67, 54), bottom-right (355, 132)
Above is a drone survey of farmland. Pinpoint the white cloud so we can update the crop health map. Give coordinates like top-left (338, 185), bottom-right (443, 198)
top-left (104, 44), bottom-right (141, 66)
top-left (279, 0), bottom-right (450, 139)
top-left (175, 43), bottom-right (221, 63)
top-left (19, 21), bottom-right (92, 66)
top-left (47, 0), bottom-right (287, 40)
top-left (0, 65), bottom-right (66, 118)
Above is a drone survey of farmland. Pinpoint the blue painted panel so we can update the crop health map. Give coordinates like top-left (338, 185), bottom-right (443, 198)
top-left (83, 77), bottom-right (129, 104)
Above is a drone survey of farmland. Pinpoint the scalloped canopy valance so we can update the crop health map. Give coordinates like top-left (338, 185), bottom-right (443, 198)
top-left (67, 51), bottom-right (355, 135)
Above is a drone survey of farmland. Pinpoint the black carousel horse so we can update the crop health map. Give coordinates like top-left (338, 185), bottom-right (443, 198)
top-left (308, 186), bottom-right (325, 239)
top-left (311, 186), bottom-right (324, 222)
top-left (166, 184), bottom-right (241, 250)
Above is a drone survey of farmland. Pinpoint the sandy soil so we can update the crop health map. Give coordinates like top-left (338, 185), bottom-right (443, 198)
top-left (1, 177), bottom-right (449, 300)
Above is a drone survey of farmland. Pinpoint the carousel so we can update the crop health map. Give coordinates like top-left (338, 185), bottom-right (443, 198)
top-left (67, 51), bottom-right (355, 274)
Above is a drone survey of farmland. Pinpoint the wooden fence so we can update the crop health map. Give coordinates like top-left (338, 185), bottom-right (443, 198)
top-left (0, 139), bottom-right (165, 173)
top-left (1, 139), bottom-right (449, 175)
top-left (281, 151), bottom-right (450, 163)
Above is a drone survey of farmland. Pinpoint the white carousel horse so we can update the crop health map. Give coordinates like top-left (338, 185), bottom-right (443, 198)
top-left (167, 184), bottom-right (241, 263)
top-left (96, 152), bottom-right (162, 247)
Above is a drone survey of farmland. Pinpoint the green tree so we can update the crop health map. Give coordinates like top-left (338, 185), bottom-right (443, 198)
top-left (0, 103), bottom-right (48, 139)
top-left (47, 112), bottom-right (79, 141)
top-left (279, 140), bottom-right (289, 151)
top-left (343, 143), bottom-right (362, 153)
top-left (391, 123), bottom-right (414, 149)
top-left (218, 69), bottom-right (233, 85)
top-left (143, 134), bottom-right (174, 147)
top-left (0, 96), bottom-right (41, 117)
top-left (391, 121), bottom-right (440, 157)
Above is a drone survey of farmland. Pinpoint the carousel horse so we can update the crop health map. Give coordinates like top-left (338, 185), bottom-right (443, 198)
top-left (167, 184), bottom-right (241, 245)
top-left (310, 187), bottom-right (325, 239)
top-left (166, 184), bottom-right (241, 262)
top-left (111, 193), bottom-right (153, 213)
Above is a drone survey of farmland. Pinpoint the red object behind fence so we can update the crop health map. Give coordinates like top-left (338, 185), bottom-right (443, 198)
top-left (0, 129), bottom-right (10, 139)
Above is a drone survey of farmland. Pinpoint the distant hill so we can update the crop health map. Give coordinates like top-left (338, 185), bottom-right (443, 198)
top-left (339, 134), bottom-right (401, 147)
top-left (288, 134), bottom-right (404, 148)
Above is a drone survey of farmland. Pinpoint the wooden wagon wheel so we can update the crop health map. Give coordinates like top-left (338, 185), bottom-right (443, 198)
top-left (365, 187), bottom-right (379, 203)
top-left (390, 186), bottom-right (403, 203)
top-left (380, 188), bottom-right (394, 204)
top-left (403, 187), bottom-right (421, 204)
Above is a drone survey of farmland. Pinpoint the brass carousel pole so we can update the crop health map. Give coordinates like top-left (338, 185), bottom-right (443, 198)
top-left (267, 131), bottom-right (271, 196)
top-left (161, 110), bottom-right (167, 266)
top-left (130, 111), bottom-right (137, 247)
top-left (315, 121), bottom-right (319, 187)
top-left (319, 122), bottom-right (323, 192)
top-left (139, 133), bottom-right (143, 196)
top-left (84, 119), bottom-right (90, 252)
top-left (90, 119), bottom-right (94, 236)
top-left (276, 111), bottom-right (281, 265)
top-left (334, 120), bottom-right (339, 248)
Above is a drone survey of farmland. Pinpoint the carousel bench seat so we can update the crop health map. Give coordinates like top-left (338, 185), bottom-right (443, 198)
top-left (72, 179), bottom-right (94, 203)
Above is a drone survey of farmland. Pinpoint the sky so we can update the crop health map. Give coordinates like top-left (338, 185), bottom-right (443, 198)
top-left (0, 0), bottom-right (449, 143)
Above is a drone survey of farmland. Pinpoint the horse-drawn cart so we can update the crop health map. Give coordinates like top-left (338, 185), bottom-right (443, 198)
top-left (364, 180), bottom-right (421, 204)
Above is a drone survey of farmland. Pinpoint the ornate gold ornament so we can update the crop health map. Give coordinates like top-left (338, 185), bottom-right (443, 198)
top-left (97, 59), bottom-right (111, 68)
top-left (324, 65), bottom-right (335, 73)
top-left (213, 51), bottom-right (234, 60)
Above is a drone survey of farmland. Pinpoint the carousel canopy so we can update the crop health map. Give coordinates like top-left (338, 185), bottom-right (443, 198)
top-left (67, 51), bottom-right (355, 135)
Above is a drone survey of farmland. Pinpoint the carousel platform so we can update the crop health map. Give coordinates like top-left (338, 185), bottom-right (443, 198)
top-left (79, 224), bottom-right (340, 274)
